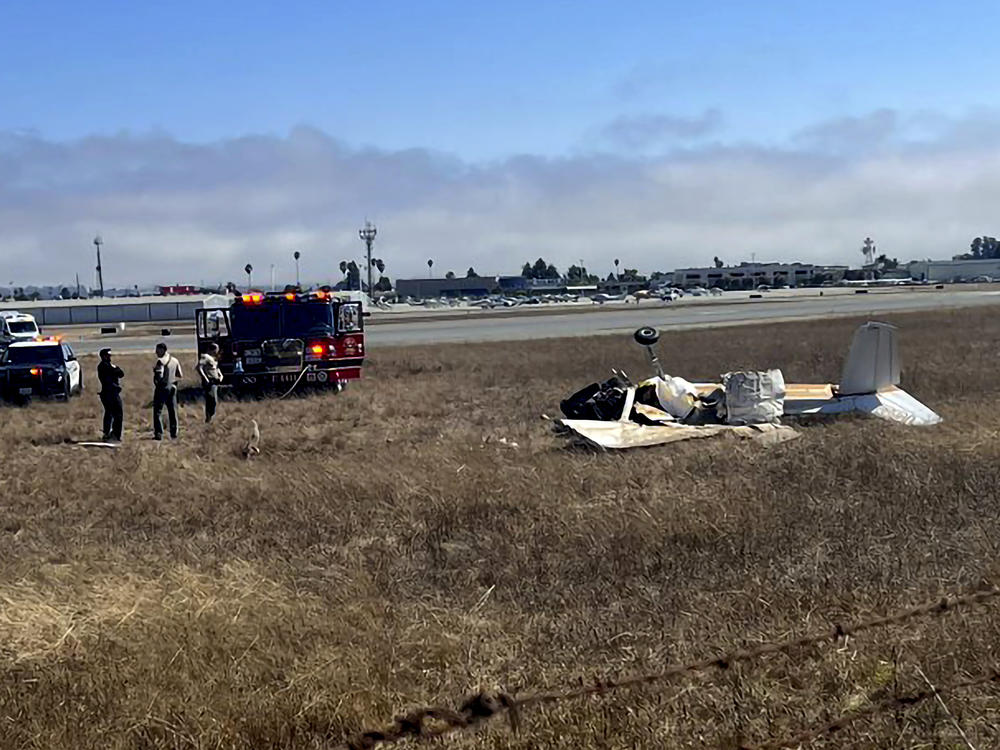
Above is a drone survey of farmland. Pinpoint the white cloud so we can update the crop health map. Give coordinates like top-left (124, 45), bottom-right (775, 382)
top-left (599, 109), bottom-right (723, 150)
top-left (2, 113), bottom-right (1000, 286)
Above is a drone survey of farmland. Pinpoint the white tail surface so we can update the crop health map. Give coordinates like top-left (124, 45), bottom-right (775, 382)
top-left (839, 322), bottom-right (900, 395)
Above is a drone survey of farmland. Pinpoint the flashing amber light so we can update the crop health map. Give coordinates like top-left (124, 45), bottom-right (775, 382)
top-left (314, 290), bottom-right (328, 300)
top-left (310, 343), bottom-right (325, 356)
top-left (29, 368), bottom-right (41, 376)
top-left (241, 293), bottom-right (264, 304)
top-left (285, 292), bottom-right (296, 301)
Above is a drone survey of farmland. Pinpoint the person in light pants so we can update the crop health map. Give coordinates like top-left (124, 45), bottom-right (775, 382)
top-left (152, 342), bottom-right (183, 440)
top-left (196, 343), bottom-right (223, 423)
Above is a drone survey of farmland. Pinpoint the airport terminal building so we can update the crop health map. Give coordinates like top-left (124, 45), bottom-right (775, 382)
top-left (671, 262), bottom-right (848, 288)
top-left (907, 258), bottom-right (1000, 282)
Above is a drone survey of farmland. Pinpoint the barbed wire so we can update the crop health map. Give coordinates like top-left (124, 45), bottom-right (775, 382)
top-left (340, 586), bottom-right (999, 750)
top-left (740, 668), bottom-right (1000, 749)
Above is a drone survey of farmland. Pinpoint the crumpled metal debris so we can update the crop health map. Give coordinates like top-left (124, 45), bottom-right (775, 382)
top-left (553, 417), bottom-right (799, 450)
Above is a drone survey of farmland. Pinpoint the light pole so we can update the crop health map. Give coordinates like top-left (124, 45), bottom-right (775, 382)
top-left (358, 221), bottom-right (377, 297)
top-left (293, 251), bottom-right (301, 288)
top-left (244, 263), bottom-right (253, 290)
top-left (270, 264), bottom-right (276, 291)
top-left (93, 235), bottom-right (105, 297)
top-left (862, 237), bottom-right (876, 265)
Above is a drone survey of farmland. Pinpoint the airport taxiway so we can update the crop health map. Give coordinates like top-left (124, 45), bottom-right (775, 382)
top-left (61, 287), bottom-right (1000, 355)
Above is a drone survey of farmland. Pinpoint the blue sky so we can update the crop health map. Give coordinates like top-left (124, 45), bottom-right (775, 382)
top-left (2, 2), bottom-right (1000, 284)
top-left (4, 1), bottom-right (996, 158)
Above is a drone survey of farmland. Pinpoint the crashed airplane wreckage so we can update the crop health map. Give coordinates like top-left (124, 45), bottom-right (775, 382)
top-left (554, 322), bottom-right (941, 450)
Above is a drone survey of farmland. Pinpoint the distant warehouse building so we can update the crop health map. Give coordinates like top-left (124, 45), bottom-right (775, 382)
top-left (395, 276), bottom-right (498, 298)
top-left (671, 262), bottom-right (848, 288)
top-left (907, 258), bottom-right (1000, 282)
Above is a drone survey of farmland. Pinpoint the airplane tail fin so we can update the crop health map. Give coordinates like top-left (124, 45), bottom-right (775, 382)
top-left (839, 321), bottom-right (900, 395)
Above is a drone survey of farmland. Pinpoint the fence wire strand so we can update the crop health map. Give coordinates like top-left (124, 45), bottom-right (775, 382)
top-left (740, 668), bottom-right (1000, 749)
top-left (340, 587), bottom-right (998, 749)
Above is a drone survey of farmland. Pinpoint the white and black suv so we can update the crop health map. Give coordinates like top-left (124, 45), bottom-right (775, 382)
top-left (0, 340), bottom-right (83, 401)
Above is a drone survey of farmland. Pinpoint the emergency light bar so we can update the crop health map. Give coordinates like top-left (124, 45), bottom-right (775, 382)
top-left (239, 290), bottom-right (342, 305)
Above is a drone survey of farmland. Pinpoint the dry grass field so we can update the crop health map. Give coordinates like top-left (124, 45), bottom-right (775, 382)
top-left (2, 307), bottom-right (1000, 749)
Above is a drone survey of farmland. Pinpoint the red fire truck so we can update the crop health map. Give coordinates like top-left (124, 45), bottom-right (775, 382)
top-left (195, 290), bottom-right (365, 391)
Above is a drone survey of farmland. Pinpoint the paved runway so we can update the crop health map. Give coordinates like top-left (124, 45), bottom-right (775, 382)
top-left (66, 288), bottom-right (1000, 355)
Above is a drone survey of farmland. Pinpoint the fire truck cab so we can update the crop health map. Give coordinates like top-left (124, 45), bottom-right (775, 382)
top-left (195, 290), bottom-right (365, 391)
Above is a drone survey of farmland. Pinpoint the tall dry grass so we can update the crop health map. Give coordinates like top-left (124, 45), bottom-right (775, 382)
top-left (1, 308), bottom-right (999, 748)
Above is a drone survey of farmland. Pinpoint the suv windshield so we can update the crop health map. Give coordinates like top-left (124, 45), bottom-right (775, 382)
top-left (5, 346), bottom-right (63, 365)
top-left (7, 321), bottom-right (37, 334)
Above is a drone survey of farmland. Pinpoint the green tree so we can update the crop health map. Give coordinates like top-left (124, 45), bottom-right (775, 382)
top-left (345, 261), bottom-right (360, 289)
top-left (466, 267), bottom-right (478, 278)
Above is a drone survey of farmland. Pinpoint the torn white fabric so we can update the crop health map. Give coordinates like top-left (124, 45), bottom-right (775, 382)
top-left (653, 376), bottom-right (699, 420)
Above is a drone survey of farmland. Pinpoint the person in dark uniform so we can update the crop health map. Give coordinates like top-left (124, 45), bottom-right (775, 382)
top-left (97, 347), bottom-right (124, 441)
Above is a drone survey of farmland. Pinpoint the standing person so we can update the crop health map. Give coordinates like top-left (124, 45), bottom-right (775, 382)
top-left (152, 342), bottom-right (183, 440)
top-left (97, 348), bottom-right (124, 441)
top-left (196, 343), bottom-right (223, 423)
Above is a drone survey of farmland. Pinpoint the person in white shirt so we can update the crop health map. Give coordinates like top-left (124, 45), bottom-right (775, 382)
top-left (152, 342), bottom-right (183, 440)
top-left (196, 343), bottom-right (223, 423)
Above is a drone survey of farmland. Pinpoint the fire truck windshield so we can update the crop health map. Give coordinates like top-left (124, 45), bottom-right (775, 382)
top-left (231, 302), bottom-right (333, 340)
top-left (283, 304), bottom-right (334, 336)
